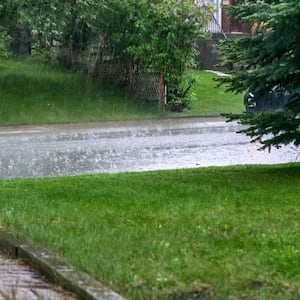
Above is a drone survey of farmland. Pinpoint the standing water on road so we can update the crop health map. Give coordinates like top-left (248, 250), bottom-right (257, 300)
top-left (0, 118), bottom-right (298, 179)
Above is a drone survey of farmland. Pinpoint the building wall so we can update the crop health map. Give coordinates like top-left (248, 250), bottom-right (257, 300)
top-left (220, 0), bottom-right (252, 34)
top-left (205, 0), bottom-right (222, 32)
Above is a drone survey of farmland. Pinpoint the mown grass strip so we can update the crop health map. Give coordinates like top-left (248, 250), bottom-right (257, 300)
top-left (0, 164), bottom-right (299, 299)
top-left (187, 69), bottom-right (244, 115)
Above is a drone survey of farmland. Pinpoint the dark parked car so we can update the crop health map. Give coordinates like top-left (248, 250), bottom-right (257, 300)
top-left (244, 87), bottom-right (291, 113)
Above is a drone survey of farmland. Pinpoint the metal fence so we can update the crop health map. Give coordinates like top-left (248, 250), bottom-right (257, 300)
top-left (130, 72), bottom-right (164, 103)
top-left (94, 61), bottom-right (165, 107)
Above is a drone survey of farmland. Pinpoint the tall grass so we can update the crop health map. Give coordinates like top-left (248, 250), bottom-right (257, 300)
top-left (0, 164), bottom-right (299, 299)
top-left (0, 59), bottom-right (165, 125)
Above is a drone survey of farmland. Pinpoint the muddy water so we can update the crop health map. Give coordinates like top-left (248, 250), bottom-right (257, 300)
top-left (0, 252), bottom-right (76, 300)
top-left (0, 118), bottom-right (298, 179)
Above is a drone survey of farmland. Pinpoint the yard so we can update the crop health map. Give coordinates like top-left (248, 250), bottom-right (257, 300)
top-left (1, 59), bottom-right (294, 300)
top-left (0, 59), bottom-right (243, 126)
top-left (0, 164), bottom-right (299, 299)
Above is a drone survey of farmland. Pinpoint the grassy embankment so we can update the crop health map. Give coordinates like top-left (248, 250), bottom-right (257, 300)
top-left (0, 164), bottom-right (300, 299)
top-left (0, 59), bottom-right (243, 126)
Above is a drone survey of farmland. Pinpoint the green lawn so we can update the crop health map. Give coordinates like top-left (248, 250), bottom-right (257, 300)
top-left (0, 59), bottom-right (243, 125)
top-left (0, 59), bottom-right (165, 125)
top-left (0, 164), bottom-right (299, 299)
top-left (187, 69), bottom-right (244, 115)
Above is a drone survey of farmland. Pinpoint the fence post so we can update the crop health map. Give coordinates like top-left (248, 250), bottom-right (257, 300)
top-left (158, 72), bottom-right (165, 109)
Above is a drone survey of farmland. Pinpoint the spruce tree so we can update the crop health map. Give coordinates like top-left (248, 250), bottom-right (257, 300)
top-left (218, 0), bottom-right (300, 149)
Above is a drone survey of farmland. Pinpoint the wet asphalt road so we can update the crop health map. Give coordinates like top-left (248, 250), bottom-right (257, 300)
top-left (0, 117), bottom-right (299, 179)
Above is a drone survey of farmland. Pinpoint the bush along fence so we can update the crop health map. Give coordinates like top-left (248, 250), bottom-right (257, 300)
top-left (67, 0), bottom-right (210, 111)
top-left (130, 71), bottom-right (166, 109)
top-left (7, 0), bottom-right (211, 111)
top-left (92, 58), bottom-right (166, 109)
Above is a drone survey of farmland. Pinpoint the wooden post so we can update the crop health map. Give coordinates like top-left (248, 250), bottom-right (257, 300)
top-left (158, 72), bottom-right (165, 110)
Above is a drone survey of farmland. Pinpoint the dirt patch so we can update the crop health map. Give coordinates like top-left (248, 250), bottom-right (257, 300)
top-left (167, 283), bottom-right (213, 300)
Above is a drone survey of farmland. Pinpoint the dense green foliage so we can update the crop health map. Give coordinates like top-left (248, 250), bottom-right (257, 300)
top-left (0, 0), bottom-right (211, 104)
top-left (123, 0), bottom-right (209, 103)
top-left (218, 0), bottom-right (300, 149)
top-left (0, 164), bottom-right (300, 299)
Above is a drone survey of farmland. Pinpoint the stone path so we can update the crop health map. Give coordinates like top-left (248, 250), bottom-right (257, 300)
top-left (0, 251), bottom-right (76, 300)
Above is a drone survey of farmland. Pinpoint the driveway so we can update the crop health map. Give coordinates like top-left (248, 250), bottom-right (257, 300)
top-left (0, 117), bottom-right (298, 179)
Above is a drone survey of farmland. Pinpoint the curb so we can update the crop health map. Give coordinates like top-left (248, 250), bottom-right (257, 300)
top-left (0, 115), bottom-right (226, 134)
top-left (0, 229), bottom-right (126, 300)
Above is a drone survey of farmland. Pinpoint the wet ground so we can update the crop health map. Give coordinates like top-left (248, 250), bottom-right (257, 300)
top-left (0, 252), bottom-right (76, 300)
top-left (0, 117), bottom-right (299, 179)
top-left (0, 117), bottom-right (299, 299)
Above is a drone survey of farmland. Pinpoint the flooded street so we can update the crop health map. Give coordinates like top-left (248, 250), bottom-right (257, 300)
top-left (0, 117), bottom-right (299, 179)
